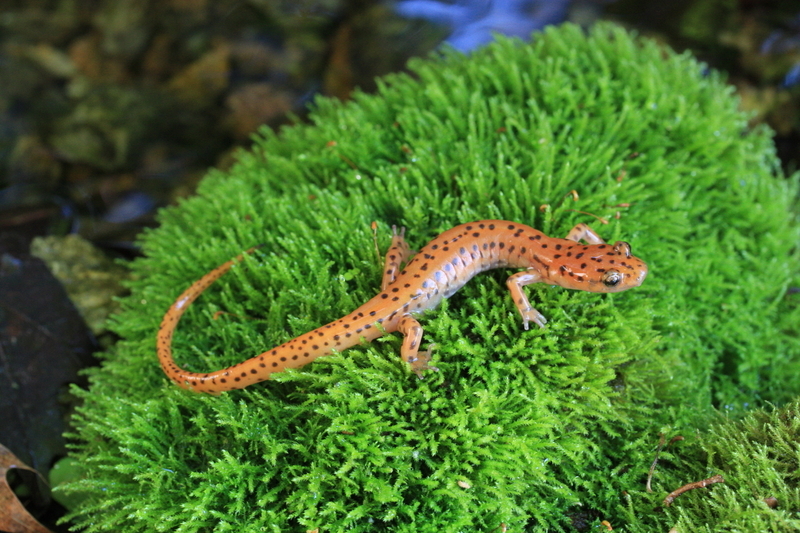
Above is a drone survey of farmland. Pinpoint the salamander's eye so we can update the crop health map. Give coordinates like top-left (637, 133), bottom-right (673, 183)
top-left (613, 241), bottom-right (632, 258)
top-left (602, 270), bottom-right (623, 288)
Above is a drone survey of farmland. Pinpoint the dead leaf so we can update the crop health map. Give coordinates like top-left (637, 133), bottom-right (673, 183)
top-left (0, 442), bottom-right (52, 533)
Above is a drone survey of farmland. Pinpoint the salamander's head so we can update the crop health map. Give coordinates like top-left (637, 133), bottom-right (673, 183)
top-left (548, 240), bottom-right (647, 292)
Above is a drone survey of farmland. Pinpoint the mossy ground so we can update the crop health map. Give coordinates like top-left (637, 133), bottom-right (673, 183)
top-left (60, 23), bottom-right (800, 532)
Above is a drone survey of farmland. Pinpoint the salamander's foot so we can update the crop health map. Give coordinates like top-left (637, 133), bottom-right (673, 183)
top-left (520, 308), bottom-right (547, 330)
top-left (409, 344), bottom-right (438, 378)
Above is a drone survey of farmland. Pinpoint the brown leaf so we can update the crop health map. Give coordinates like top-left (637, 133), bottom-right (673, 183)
top-left (0, 443), bottom-right (52, 533)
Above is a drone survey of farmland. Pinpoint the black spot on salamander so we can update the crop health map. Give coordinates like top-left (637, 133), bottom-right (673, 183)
top-left (424, 253), bottom-right (433, 259)
top-left (507, 224), bottom-right (515, 230)
top-left (479, 223), bottom-right (485, 228)
top-left (566, 251), bottom-right (572, 257)
top-left (597, 245), bottom-right (607, 249)
top-left (488, 223), bottom-right (495, 229)
top-left (559, 265), bottom-right (567, 272)
top-left (520, 247), bottom-right (526, 254)
top-left (392, 296), bottom-right (399, 301)
top-left (490, 242), bottom-right (496, 249)
top-left (301, 339), bottom-right (307, 344)
top-left (554, 254), bottom-right (561, 259)
top-left (576, 252), bottom-right (584, 259)
top-left (421, 263), bottom-right (428, 271)
top-left (581, 263), bottom-right (587, 269)
top-left (596, 268), bottom-right (606, 272)
top-left (498, 242), bottom-right (504, 249)
top-left (392, 287), bottom-right (399, 292)
top-left (312, 344), bottom-right (319, 350)
top-left (404, 283), bottom-right (411, 288)
top-left (466, 225), bottom-right (473, 230)
top-left (271, 350), bottom-right (277, 355)
top-left (472, 232), bottom-right (480, 237)
top-left (343, 324), bottom-right (350, 329)
top-left (334, 335), bottom-right (340, 340)
top-left (443, 246), bottom-right (449, 251)
top-left (364, 324), bottom-right (372, 329)
top-left (431, 244), bottom-right (438, 249)
top-left (541, 244), bottom-right (548, 248)
top-left (508, 245), bottom-right (515, 253)
top-left (345, 332), bottom-right (352, 337)
top-left (370, 310), bottom-right (376, 316)
top-left (292, 355), bottom-right (298, 360)
top-left (381, 293), bottom-right (389, 299)
top-left (555, 244), bottom-right (562, 250)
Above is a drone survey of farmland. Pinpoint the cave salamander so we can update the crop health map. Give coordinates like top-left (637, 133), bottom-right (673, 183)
top-left (158, 220), bottom-right (647, 393)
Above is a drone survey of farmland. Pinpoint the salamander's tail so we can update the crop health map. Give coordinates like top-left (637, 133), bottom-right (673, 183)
top-left (157, 247), bottom-right (260, 393)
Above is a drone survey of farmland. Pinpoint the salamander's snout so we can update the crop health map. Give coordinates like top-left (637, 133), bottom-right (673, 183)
top-left (635, 261), bottom-right (648, 285)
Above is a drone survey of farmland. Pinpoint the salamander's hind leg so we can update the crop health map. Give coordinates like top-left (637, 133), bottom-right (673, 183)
top-left (564, 223), bottom-right (606, 244)
top-left (380, 225), bottom-right (414, 290)
top-left (397, 314), bottom-right (438, 377)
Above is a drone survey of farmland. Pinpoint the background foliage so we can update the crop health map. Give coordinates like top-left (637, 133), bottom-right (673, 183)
top-left (62, 23), bottom-right (800, 532)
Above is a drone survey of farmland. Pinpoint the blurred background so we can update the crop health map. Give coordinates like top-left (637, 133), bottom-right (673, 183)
top-left (1, 1), bottom-right (799, 529)
top-left (2, 0), bottom-right (798, 255)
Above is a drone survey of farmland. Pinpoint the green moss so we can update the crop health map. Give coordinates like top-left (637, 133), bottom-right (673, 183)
top-left (60, 23), bottom-right (800, 532)
top-left (622, 400), bottom-right (800, 532)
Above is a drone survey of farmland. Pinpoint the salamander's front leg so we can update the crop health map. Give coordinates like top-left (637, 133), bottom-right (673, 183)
top-left (506, 270), bottom-right (547, 330)
top-left (381, 225), bottom-right (413, 290)
top-left (397, 314), bottom-right (437, 377)
top-left (564, 223), bottom-right (606, 244)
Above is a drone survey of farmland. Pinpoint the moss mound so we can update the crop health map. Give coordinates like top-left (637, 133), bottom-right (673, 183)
top-left (62, 23), bottom-right (800, 532)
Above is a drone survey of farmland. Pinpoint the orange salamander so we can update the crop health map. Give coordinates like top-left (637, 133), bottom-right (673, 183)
top-left (158, 220), bottom-right (647, 394)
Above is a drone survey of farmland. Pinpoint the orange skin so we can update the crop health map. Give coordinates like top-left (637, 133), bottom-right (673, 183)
top-left (158, 220), bottom-right (648, 394)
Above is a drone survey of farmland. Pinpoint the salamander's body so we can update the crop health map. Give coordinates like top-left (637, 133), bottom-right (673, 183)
top-left (158, 220), bottom-right (647, 394)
